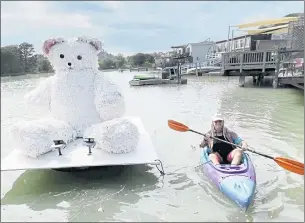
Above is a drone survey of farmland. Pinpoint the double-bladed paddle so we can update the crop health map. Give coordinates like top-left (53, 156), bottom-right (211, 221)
top-left (168, 119), bottom-right (304, 175)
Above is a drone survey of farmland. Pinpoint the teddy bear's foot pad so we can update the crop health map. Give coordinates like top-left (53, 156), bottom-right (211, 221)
top-left (1, 117), bottom-right (159, 171)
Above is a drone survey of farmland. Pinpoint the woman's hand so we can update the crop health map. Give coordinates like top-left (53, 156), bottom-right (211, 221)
top-left (240, 141), bottom-right (248, 151)
top-left (200, 134), bottom-right (211, 148)
top-left (204, 133), bottom-right (211, 141)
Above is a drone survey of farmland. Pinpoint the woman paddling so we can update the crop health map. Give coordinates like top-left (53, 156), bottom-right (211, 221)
top-left (200, 114), bottom-right (248, 165)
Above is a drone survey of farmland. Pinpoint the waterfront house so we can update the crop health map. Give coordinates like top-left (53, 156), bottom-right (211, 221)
top-left (219, 14), bottom-right (304, 52)
top-left (215, 34), bottom-right (272, 53)
top-left (170, 41), bottom-right (216, 64)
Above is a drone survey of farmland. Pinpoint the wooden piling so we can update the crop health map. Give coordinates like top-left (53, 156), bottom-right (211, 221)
top-left (177, 63), bottom-right (181, 83)
top-left (239, 75), bottom-right (245, 87)
top-left (273, 51), bottom-right (281, 88)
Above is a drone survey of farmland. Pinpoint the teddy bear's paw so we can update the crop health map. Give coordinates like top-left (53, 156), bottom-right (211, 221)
top-left (12, 118), bottom-right (75, 158)
top-left (94, 118), bottom-right (140, 154)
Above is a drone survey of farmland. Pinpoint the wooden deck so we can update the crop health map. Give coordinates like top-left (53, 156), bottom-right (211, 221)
top-left (221, 49), bottom-right (304, 89)
top-left (278, 76), bottom-right (304, 90)
top-left (221, 50), bottom-right (286, 75)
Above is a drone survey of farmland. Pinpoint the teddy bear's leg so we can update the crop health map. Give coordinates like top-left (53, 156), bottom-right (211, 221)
top-left (83, 118), bottom-right (140, 154)
top-left (11, 117), bottom-right (76, 158)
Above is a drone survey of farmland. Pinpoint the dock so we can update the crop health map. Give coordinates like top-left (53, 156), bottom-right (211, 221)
top-left (278, 76), bottom-right (304, 90)
top-left (129, 62), bottom-right (187, 86)
top-left (221, 49), bottom-right (304, 90)
top-left (129, 67), bottom-right (149, 72)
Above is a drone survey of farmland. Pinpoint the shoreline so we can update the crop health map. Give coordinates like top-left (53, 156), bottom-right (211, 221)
top-left (1, 68), bottom-right (156, 77)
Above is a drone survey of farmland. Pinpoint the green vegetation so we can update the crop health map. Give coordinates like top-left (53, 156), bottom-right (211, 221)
top-left (1, 42), bottom-right (160, 76)
top-left (1, 43), bottom-right (53, 76)
top-left (98, 52), bottom-right (156, 70)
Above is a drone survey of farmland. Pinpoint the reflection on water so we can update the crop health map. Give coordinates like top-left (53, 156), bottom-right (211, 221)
top-left (1, 73), bottom-right (304, 222)
top-left (2, 165), bottom-right (161, 222)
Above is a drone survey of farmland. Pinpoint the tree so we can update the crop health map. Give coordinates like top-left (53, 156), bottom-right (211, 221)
top-left (35, 54), bottom-right (53, 72)
top-left (129, 53), bottom-right (147, 66)
top-left (284, 13), bottom-right (303, 17)
top-left (144, 54), bottom-right (155, 64)
top-left (115, 53), bottom-right (126, 68)
top-left (18, 42), bottom-right (35, 73)
top-left (98, 58), bottom-right (116, 69)
top-left (1, 45), bottom-right (22, 74)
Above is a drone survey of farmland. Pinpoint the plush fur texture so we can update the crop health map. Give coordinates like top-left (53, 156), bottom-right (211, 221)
top-left (12, 36), bottom-right (140, 158)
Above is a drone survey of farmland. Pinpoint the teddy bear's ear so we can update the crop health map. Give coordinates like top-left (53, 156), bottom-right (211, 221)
top-left (76, 37), bottom-right (103, 53)
top-left (42, 37), bottom-right (66, 56)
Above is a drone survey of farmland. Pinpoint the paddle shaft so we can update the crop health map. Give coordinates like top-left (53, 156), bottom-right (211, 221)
top-left (189, 129), bottom-right (274, 160)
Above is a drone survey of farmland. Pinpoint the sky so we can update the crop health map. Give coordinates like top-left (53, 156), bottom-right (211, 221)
top-left (1, 1), bottom-right (304, 56)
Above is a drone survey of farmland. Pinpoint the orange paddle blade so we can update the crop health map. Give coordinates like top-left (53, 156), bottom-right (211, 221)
top-left (274, 157), bottom-right (304, 175)
top-left (168, 120), bottom-right (189, 132)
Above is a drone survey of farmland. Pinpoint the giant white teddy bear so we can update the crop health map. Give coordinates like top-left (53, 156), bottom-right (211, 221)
top-left (12, 37), bottom-right (140, 158)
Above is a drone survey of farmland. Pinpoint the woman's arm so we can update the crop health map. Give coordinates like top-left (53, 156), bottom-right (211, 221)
top-left (230, 130), bottom-right (248, 150)
top-left (199, 131), bottom-right (212, 148)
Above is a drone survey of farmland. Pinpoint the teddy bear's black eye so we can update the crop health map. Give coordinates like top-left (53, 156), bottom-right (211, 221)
top-left (60, 54), bottom-right (64, 59)
top-left (77, 55), bottom-right (82, 60)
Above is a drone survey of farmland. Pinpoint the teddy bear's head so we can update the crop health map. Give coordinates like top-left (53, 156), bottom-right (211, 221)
top-left (42, 37), bottom-right (103, 73)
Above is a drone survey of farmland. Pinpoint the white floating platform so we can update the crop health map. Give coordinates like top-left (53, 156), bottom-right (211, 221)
top-left (1, 117), bottom-right (160, 171)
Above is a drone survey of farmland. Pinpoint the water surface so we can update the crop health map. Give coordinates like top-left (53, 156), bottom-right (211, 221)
top-left (1, 72), bottom-right (304, 222)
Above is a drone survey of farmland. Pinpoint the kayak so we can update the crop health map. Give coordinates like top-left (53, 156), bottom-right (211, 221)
top-left (200, 146), bottom-right (256, 211)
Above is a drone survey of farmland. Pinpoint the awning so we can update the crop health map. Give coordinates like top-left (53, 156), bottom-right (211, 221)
top-left (235, 17), bottom-right (298, 29)
top-left (244, 24), bottom-right (288, 35)
top-left (261, 27), bottom-right (289, 35)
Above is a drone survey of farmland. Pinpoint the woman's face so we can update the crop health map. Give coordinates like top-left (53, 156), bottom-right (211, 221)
top-left (213, 120), bottom-right (223, 132)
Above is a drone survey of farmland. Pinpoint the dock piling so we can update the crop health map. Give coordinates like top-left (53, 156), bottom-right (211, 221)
top-left (273, 51), bottom-right (281, 88)
top-left (239, 75), bottom-right (245, 87)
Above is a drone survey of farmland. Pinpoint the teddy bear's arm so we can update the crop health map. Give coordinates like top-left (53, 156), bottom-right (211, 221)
top-left (25, 76), bottom-right (53, 110)
top-left (94, 73), bottom-right (126, 121)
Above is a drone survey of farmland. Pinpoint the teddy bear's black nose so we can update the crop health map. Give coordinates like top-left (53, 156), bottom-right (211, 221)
top-left (68, 62), bottom-right (72, 66)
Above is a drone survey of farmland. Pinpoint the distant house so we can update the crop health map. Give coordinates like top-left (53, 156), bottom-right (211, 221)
top-left (170, 41), bottom-right (216, 64)
top-left (154, 52), bottom-right (176, 68)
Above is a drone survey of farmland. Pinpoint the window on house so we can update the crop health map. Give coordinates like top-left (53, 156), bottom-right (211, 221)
top-left (240, 39), bottom-right (244, 48)
top-left (245, 38), bottom-right (250, 48)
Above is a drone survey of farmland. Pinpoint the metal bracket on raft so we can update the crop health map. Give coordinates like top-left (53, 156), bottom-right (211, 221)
top-left (83, 138), bottom-right (96, 155)
top-left (51, 140), bottom-right (67, 156)
top-left (154, 159), bottom-right (165, 176)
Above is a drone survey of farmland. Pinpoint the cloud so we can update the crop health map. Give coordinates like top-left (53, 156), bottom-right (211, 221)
top-left (1, 1), bottom-right (303, 55)
top-left (1, 1), bottom-right (95, 39)
top-left (102, 1), bottom-right (122, 10)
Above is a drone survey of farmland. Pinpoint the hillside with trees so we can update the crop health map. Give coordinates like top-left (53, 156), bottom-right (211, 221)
top-left (1, 42), bottom-right (160, 76)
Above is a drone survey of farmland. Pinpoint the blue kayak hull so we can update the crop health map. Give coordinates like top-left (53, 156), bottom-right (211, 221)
top-left (200, 147), bottom-right (256, 210)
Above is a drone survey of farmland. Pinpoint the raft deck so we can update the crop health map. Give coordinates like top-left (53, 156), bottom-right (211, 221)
top-left (1, 117), bottom-right (160, 171)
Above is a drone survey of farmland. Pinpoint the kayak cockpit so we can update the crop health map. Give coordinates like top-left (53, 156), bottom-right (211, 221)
top-left (201, 147), bottom-right (249, 171)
